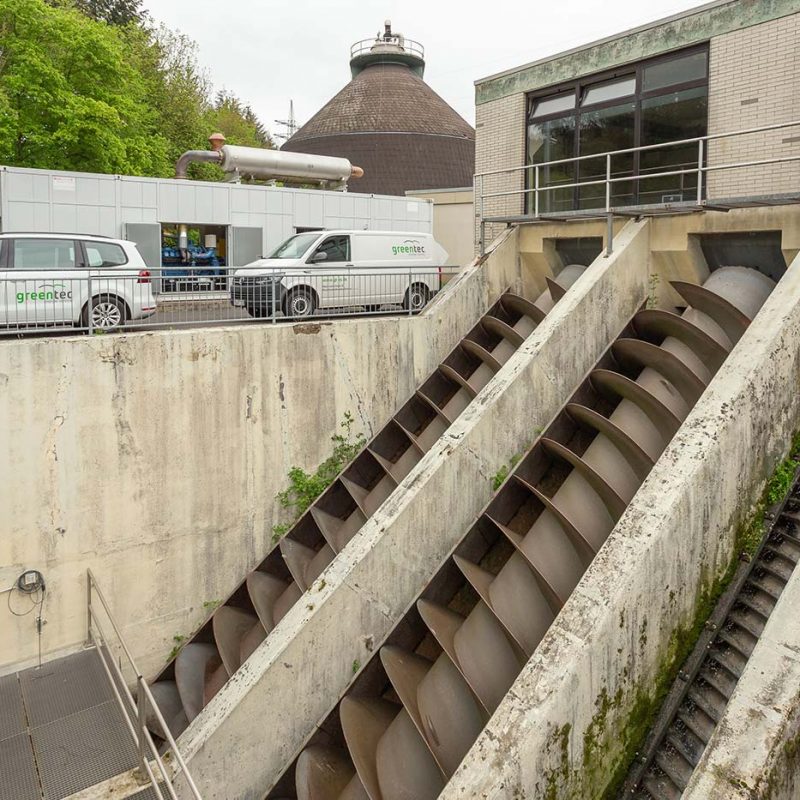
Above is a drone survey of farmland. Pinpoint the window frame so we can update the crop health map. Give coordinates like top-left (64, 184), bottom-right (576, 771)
top-left (524, 44), bottom-right (709, 211)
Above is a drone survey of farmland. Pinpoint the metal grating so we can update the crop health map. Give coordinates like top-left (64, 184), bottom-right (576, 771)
top-left (0, 673), bottom-right (27, 741)
top-left (0, 733), bottom-right (41, 800)
top-left (19, 649), bottom-right (113, 727)
top-left (30, 701), bottom-right (138, 800)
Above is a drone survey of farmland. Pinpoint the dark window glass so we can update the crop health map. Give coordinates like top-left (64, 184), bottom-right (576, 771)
top-left (13, 239), bottom-right (76, 270)
top-left (524, 46), bottom-right (708, 213)
top-left (643, 51), bottom-right (707, 92)
top-left (639, 86), bottom-right (708, 204)
top-left (527, 115), bottom-right (576, 213)
top-left (578, 101), bottom-right (636, 208)
top-left (315, 236), bottom-right (350, 263)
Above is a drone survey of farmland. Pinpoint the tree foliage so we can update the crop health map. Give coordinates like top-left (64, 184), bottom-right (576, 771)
top-left (75, 0), bottom-right (142, 25)
top-left (0, 0), bottom-right (273, 178)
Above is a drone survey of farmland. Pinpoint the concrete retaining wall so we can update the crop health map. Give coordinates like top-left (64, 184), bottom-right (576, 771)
top-left (440, 251), bottom-right (800, 800)
top-left (683, 563), bottom-right (800, 800)
top-left (175, 220), bottom-right (652, 800)
top-left (0, 235), bottom-right (518, 678)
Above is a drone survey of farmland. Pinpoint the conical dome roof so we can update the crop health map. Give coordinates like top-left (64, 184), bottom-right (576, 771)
top-left (282, 25), bottom-right (475, 195)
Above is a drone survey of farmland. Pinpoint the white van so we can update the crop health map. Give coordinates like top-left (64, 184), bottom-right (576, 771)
top-left (230, 230), bottom-right (448, 318)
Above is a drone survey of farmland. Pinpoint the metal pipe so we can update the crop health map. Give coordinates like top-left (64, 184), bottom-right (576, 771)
top-left (175, 150), bottom-right (223, 179)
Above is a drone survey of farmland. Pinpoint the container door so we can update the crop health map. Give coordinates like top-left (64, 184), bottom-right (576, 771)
top-left (229, 227), bottom-right (263, 267)
top-left (125, 223), bottom-right (162, 292)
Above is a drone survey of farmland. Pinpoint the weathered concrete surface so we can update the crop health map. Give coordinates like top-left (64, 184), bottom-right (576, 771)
top-left (439, 251), bottom-right (800, 800)
top-left (173, 221), bottom-right (651, 800)
top-left (0, 235), bottom-right (517, 678)
top-left (682, 557), bottom-right (800, 800)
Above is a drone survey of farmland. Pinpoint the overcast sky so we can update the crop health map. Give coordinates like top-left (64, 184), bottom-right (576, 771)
top-left (147, 0), bottom-right (711, 138)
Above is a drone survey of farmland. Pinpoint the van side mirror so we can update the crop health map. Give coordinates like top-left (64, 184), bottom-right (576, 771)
top-left (309, 251), bottom-right (328, 264)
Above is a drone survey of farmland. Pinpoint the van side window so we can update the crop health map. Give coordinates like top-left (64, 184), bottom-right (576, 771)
top-left (12, 239), bottom-right (76, 270)
top-left (84, 241), bottom-right (128, 268)
top-left (314, 236), bottom-right (350, 263)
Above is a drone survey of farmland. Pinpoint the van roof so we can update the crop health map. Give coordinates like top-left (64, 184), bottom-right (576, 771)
top-left (301, 230), bottom-right (433, 238)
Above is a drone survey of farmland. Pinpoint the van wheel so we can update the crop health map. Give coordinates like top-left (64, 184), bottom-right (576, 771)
top-left (82, 295), bottom-right (127, 331)
top-left (283, 287), bottom-right (317, 318)
top-left (403, 284), bottom-right (429, 312)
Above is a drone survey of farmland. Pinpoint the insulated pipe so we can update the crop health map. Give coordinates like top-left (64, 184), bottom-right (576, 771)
top-left (219, 145), bottom-right (363, 183)
top-left (174, 149), bottom-right (223, 179)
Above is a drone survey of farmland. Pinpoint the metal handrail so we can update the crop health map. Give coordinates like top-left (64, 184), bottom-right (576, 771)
top-left (475, 119), bottom-right (800, 179)
top-left (350, 36), bottom-right (425, 60)
top-left (475, 118), bottom-right (800, 256)
top-left (86, 568), bottom-right (203, 800)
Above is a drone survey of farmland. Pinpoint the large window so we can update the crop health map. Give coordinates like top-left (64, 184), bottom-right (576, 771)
top-left (526, 47), bottom-right (708, 213)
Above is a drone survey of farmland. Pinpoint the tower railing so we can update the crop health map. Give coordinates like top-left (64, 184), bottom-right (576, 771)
top-left (350, 37), bottom-right (425, 60)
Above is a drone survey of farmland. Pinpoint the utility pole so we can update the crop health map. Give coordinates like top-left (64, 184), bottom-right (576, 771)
top-left (274, 100), bottom-right (299, 144)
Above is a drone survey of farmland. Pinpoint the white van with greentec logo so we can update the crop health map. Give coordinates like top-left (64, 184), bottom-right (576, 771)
top-left (231, 230), bottom-right (447, 318)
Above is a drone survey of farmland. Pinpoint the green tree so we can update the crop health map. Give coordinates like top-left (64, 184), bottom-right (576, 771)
top-left (75, 0), bottom-right (142, 25)
top-left (0, 0), bottom-right (170, 174)
top-left (0, 0), bottom-right (273, 179)
top-left (208, 90), bottom-right (274, 149)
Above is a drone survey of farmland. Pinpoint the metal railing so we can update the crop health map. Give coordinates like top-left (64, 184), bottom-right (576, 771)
top-left (86, 569), bottom-right (203, 800)
top-left (0, 265), bottom-right (457, 337)
top-left (475, 119), bottom-right (800, 254)
top-left (350, 36), bottom-right (424, 60)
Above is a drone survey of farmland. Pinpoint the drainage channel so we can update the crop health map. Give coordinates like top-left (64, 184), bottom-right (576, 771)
top-left (145, 268), bottom-right (587, 740)
top-left (264, 266), bottom-right (776, 800)
top-left (619, 459), bottom-right (800, 799)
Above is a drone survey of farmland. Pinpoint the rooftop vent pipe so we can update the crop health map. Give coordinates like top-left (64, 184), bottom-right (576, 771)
top-left (175, 134), bottom-right (364, 188)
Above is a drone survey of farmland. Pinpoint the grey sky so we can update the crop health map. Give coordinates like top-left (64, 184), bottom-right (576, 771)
top-left (147, 0), bottom-right (712, 137)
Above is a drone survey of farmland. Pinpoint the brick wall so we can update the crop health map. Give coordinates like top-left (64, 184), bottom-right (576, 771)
top-left (707, 14), bottom-right (800, 198)
top-left (474, 93), bottom-right (526, 249)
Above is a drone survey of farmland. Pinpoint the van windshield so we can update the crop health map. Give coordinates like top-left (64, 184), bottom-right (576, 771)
top-left (266, 233), bottom-right (320, 260)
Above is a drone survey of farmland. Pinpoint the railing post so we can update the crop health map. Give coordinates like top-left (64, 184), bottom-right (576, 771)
top-left (478, 174), bottom-right (485, 257)
top-left (86, 571), bottom-right (92, 644)
top-left (136, 677), bottom-right (148, 777)
top-left (605, 213), bottom-right (614, 258)
top-left (534, 165), bottom-right (540, 218)
top-left (86, 272), bottom-right (93, 335)
top-left (605, 153), bottom-right (612, 213)
top-left (696, 139), bottom-right (704, 205)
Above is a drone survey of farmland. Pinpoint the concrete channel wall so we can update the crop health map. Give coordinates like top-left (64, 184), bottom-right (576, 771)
top-left (440, 251), bottom-right (800, 800)
top-left (0, 234), bottom-right (519, 678)
top-left (175, 220), bottom-right (651, 800)
top-left (682, 564), bottom-right (800, 800)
